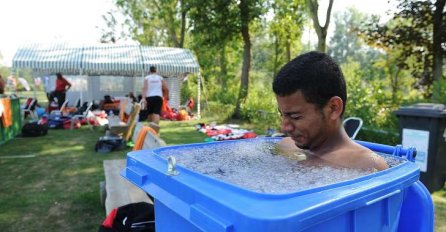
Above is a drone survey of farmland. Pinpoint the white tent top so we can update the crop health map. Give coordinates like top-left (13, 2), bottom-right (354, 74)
top-left (12, 43), bottom-right (200, 76)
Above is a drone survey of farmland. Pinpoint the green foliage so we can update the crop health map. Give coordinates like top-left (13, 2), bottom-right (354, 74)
top-left (239, 90), bottom-right (281, 131)
top-left (431, 78), bottom-right (446, 103)
top-left (268, 0), bottom-right (306, 73)
top-left (328, 8), bottom-right (383, 67)
top-left (356, 128), bottom-right (399, 146)
top-left (342, 57), bottom-right (423, 143)
top-left (358, 0), bottom-right (446, 95)
top-left (200, 101), bottom-right (235, 121)
top-left (113, 0), bottom-right (188, 47)
top-left (0, 66), bottom-right (11, 79)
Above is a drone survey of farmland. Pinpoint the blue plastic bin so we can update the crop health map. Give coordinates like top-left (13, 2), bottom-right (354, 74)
top-left (122, 138), bottom-right (434, 232)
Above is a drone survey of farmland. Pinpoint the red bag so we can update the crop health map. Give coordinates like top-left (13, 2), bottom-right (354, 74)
top-left (63, 118), bottom-right (80, 129)
top-left (242, 132), bottom-right (257, 139)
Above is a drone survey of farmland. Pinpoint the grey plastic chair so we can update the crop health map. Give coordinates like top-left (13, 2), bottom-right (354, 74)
top-left (71, 102), bottom-right (94, 130)
top-left (343, 117), bottom-right (363, 139)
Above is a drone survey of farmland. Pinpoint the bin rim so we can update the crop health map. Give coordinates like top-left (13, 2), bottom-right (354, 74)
top-left (124, 137), bottom-right (419, 198)
top-left (123, 148), bottom-right (419, 226)
top-left (122, 138), bottom-right (422, 230)
top-left (394, 103), bottom-right (446, 118)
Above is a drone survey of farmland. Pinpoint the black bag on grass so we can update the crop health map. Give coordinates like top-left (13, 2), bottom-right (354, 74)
top-left (98, 202), bottom-right (155, 232)
top-left (22, 121), bottom-right (48, 137)
top-left (95, 136), bottom-right (126, 153)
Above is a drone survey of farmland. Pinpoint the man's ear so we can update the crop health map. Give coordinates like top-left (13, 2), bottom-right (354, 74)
top-left (326, 96), bottom-right (343, 120)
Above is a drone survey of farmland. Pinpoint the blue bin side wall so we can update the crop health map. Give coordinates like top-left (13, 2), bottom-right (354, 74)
top-left (154, 190), bottom-right (406, 232)
top-left (153, 183), bottom-right (433, 232)
top-left (155, 200), bottom-right (203, 232)
top-left (124, 139), bottom-right (434, 232)
top-left (297, 191), bottom-right (403, 232)
top-left (397, 181), bottom-right (434, 232)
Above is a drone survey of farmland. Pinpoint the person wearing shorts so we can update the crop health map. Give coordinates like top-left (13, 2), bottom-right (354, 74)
top-left (141, 66), bottom-right (169, 124)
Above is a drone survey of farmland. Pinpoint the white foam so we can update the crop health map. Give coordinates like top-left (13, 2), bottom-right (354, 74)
top-left (157, 140), bottom-right (405, 194)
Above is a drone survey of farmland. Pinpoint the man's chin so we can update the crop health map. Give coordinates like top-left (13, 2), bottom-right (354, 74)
top-left (294, 141), bottom-right (310, 150)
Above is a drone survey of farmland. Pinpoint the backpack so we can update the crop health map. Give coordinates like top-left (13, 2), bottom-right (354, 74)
top-left (22, 119), bottom-right (48, 137)
top-left (98, 202), bottom-right (155, 232)
top-left (95, 136), bottom-right (127, 153)
top-left (47, 115), bottom-right (71, 129)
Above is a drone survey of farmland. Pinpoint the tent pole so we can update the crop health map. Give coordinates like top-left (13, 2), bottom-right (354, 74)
top-left (32, 75), bottom-right (37, 99)
top-left (197, 72), bottom-right (201, 119)
top-left (141, 69), bottom-right (144, 96)
top-left (79, 69), bottom-right (83, 104)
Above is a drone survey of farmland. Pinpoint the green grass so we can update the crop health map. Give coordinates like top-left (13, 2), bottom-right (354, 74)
top-left (0, 119), bottom-right (213, 231)
top-left (0, 117), bottom-right (445, 231)
top-left (160, 120), bottom-right (208, 145)
top-left (433, 190), bottom-right (446, 232)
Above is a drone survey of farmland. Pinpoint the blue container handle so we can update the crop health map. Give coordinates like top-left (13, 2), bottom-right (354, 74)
top-left (355, 140), bottom-right (416, 162)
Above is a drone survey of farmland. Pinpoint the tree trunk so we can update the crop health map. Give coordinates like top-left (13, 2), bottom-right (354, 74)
top-left (179, 0), bottom-right (187, 48)
top-left (273, 35), bottom-right (280, 78)
top-left (234, 0), bottom-right (252, 119)
top-left (432, 0), bottom-right (445, 81)
top-left (306, 0), bottom-right (334, 52)
top-left (219, 46), bottom-right (228, 88)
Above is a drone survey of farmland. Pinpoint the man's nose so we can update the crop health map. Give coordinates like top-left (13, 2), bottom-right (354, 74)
top-left (281, 118), bottom-right (293, 133)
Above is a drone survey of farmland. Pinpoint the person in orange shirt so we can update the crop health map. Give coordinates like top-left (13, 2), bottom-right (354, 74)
top-left (53, 73), bottom-right (71, 109)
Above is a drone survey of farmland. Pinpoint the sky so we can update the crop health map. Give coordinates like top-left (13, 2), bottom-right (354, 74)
top-left (0, 0), bottom-right (394, 67)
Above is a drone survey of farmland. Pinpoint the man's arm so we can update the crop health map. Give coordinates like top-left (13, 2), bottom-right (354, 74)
top-left (162, 80), bottom-right (169, 100)
top-left (142, 78), bottom-right (148, 100)
top-left (64, 78), bottom-right (72, 91)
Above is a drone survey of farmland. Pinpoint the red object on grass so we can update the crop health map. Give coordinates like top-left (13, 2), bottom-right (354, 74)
top-left (242, 132), bottom-right (257, 139)
top-left (101, 208), bottom-right (118, 228)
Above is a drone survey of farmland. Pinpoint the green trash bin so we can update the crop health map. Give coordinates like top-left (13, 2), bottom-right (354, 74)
top-left (0, 97), bottom-right (22, 145)
top-left (394, 103), bottom-right (446, 192)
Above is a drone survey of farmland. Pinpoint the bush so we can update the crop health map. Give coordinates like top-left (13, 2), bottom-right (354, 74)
top-left (200, 101), bottom-right (235, 120)
top-left (239, 83), bottom-right (281, 131)
top-left (356, 127), bottom-right (400, 145)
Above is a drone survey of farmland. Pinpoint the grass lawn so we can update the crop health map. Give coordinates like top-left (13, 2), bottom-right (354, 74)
top-left (0, 119), bottom-right (207, 231)
top-left (0, 118), bottom-right (445, 231)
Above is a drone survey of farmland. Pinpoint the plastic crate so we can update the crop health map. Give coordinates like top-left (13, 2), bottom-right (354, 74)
top-left (122, 138), bottom-right (434, 232)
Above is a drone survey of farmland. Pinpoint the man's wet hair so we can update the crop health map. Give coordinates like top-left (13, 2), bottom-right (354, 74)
top-left (150, 66), bottom-right (157, 72)
top-left (272, 51), bottom-right (347, 115)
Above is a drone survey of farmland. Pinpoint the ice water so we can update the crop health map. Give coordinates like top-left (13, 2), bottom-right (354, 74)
top-left (157, 140), bottom-right (405, 194)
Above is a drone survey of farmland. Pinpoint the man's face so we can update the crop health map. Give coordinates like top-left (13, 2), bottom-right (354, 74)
top-left (276, 91), bottom-right (329, 150)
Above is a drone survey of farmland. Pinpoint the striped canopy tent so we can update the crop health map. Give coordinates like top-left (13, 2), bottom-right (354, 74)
top-left (82, 44), bottom-right (143, 76)
top-left (12, 43), bottom-right (83, 75)
top-left (12, 43), bottom-right (202, 115)
top-left (140, 46), bottom-right (199, 77)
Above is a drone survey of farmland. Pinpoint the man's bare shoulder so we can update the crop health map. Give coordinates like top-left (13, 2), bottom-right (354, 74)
top-left (276, 137), bottom-right (389, 171)
top-left (326, 142), bottom-right (389, 171)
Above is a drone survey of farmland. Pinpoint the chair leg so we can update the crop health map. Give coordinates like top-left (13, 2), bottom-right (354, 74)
top-left (86, 116), bottom-right (94, 131)
top-left (31, 111), bottom-right (37, 120)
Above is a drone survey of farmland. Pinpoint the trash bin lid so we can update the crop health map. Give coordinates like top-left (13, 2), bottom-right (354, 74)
top-left (394, 103), bottom-right (446, 118)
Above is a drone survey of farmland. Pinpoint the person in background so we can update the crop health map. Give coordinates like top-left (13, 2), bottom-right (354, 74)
top-left (6, 75), bottom-right (17, 94)
top-left (273, 51), bottom-right (388, 171)
top-left (53, 73), bottom-right (71, 109)
top-left (44, 76), bottom-right (51, 101)
top-left (141, 66), bottom-right (169, 125)
top-left (127, 92), bottom-right (137, 103)
top-left (0, 74), bottom-right (5, 95)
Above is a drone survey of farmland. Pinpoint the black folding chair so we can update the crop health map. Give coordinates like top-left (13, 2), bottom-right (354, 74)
top-left (343, 117), bottom-right (363, 139)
